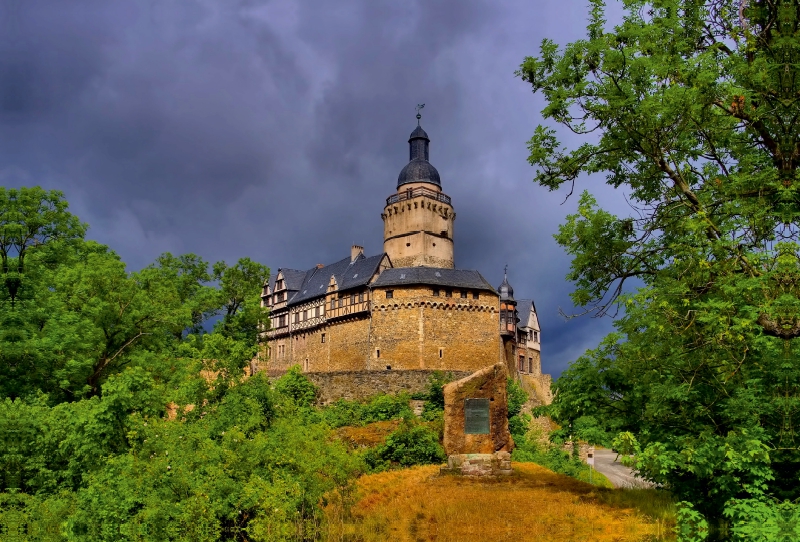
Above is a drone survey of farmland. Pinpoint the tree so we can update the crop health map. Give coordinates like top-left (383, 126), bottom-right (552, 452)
top-left (212, 257), bottom-right (270, 346)
top-left (519, 0), bottom-right (800, 534)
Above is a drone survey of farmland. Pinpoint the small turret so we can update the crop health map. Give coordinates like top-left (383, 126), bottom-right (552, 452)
top-left (498, 267), bottom-right (518, 336)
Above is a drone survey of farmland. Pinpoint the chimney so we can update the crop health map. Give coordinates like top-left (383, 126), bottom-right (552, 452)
top-left (316, 263), bottom-right (324, 269)
top-left (351, 245), bottom-right (364, 262)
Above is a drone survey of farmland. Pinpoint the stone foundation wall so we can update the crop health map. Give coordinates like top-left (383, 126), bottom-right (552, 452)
top-left (274, 369), bottom-right (472, 404)
top-left (519, 373), bottom-right (553, 406)
top-left (441, 452), bottom-right (512, 477)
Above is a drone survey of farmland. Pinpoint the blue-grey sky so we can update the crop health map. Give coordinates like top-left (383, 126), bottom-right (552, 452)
top-left (2, 0), bottom-right (633, 379)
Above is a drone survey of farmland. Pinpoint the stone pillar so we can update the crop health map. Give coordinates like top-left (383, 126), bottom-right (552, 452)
top-left (440, 363), bottom-right (514, 476)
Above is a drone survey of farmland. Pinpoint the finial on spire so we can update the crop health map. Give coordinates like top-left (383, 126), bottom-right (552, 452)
top-left (416, 103), bottom-right (425, 125)
top-left (504, 264), bottom-right (508, 279)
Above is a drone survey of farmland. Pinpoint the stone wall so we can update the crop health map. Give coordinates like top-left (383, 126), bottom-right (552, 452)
top-left (370, 286), bottom-right (503, 372)
top-left (519, 373), bottom-right (553, 406)
top-left (262, 286), bottom-right (503, 376)
top-left (301, 369), bottom-right (472, 404)
top-left (382, 190), bottom-right (455, 269)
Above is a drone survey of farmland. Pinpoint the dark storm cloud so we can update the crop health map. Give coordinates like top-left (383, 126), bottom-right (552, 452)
top-left (1, 0), bottom-right (633, 379)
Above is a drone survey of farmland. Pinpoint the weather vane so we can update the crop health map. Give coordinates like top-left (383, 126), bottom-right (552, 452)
top-left (416, 104), bottom-right (425, 124)
top-left (504, 264), bottom-right (508, 278)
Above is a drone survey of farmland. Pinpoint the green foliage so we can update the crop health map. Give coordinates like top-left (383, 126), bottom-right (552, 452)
top-left (0, 188), bottom-right (383, 540)
top-left (511, 424), bottom-right (610, 487)
top-left (521, 0), bottom-right (800, 530)
top-left (274, 365), bottom-right (319, 408)
top-left (365, 419), bottom-right (446, 469)
top-left (322, 392), bottom-right (413, 428)
top-left (419, 371), bottom-right (455, 421)
top-left (725, 498), bottom-right (800, 541)
top-left (212, 257), bottom-right (270, 344)
top-left (506, 377), bottom-right (527, 419)
top-left (506, 377), bottom-right (530, 439)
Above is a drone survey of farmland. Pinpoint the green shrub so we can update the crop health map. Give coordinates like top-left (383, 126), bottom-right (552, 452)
top-left (512, 430), bottom-right (608, 486)
top-left (420, 371), bottom-right (456, 420)
top-left (362, 393), bottom-right (413, 423)
top-left (506, 377), bottom-right (528, 418)
top-left (365, 420), bottom-right (445, 469)
top-left (274, 365), bottom-right (318, 407)
top-left (321, 393), bottom-right (413, 428)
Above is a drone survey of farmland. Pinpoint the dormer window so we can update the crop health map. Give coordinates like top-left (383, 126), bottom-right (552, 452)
top-left (276, 279), bottom-right (284, 290)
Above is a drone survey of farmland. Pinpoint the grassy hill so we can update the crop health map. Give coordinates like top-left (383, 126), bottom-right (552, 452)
top-left (323, 462), bottom-right (676, 542)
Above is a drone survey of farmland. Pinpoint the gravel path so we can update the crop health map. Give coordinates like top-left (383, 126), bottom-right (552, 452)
top-left (591, 448), bottom-right (654, 488)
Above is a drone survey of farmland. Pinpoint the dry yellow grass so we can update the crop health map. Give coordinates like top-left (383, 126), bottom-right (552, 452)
top-left (333, 420), bottom-right (402, 448)
top-left (324, 463), bottom-right (675, 542)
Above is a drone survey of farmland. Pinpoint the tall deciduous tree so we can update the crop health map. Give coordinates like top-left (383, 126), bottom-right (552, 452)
top-left (520, 0), bottom-right (800, 533)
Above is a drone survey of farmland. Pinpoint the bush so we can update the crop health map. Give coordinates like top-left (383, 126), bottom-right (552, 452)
top-left (274, 365), bottom-right (318, 407)
top-left (365, 420), bottom-right (445, 469)
top-left (420, 371), bottom-right (456, 420)
top-left (511, 425), bottom-right (607, 486)
top-left (321, 393), bottom-right (413, 428)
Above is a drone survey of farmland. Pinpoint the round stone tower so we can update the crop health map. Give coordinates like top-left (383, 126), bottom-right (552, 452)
top-left (381, 119), bottom-right (455, 268)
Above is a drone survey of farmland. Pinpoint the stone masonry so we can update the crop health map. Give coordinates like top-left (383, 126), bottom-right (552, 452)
top-left (441, 363), bottom-right (514, 476)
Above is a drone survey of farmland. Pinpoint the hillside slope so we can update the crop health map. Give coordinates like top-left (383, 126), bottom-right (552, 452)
top-left (324, 463), bottom-right (675, 541)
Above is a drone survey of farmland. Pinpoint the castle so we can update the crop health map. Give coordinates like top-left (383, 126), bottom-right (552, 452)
top-left (260, 116), bottom-right (551, 404)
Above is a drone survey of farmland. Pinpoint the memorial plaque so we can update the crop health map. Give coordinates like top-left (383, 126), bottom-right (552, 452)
top-left (464, 398), bottom-right (490, 434)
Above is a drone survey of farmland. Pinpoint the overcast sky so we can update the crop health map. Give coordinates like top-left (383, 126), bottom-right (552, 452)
top-left (2, 0), bottom-right (635, 380)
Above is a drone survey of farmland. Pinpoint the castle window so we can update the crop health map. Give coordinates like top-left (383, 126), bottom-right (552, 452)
top-left (529, 358), bottom-right (533, 373)
top-left (473, 292), bottom-right (479, 300)
top-left (432, 288), bottom-right (440, 296)
top-left (350, 293), bottom-right (355, 305)
top-left (386, 290), bottom-right (394, 299)
top-left (321, 333), bottom-right (326, 343)
top-left (330, 298), bottom-right (335, 310)
top-left (294, 313), bottom-right (299, 323)
top-left (534, 331), bottom-right (539, 343)
top-left (445, 289), bottom-right (452, 298)
top-left (315, 306), bottom-right (319, 317)
top-left (359, 291), bottom-right (365, 302)
top-left (276, 279), bottom-right (284, 290)
top-left (439, 348), bottom-right (443, 358)
top-left (519, 355), bottom-right (525, 372)
top-left (376, 349), bottom-right (380, 358)
top-left (460, 291), bottom-right (467, 299)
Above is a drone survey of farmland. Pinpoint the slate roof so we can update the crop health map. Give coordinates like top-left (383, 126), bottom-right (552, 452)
top-left (409, 125), bottom-right (429, 141)
top-left (285, 253), bottom-right (386, 307)
top-left (268, 268), bottom-right (305, 292)
top-left (397, 159), bottom-right (441, 188)
top-left (371, 267), bottom-right (497, 293)
top-left (516, 299), bottom-right (537, 329)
